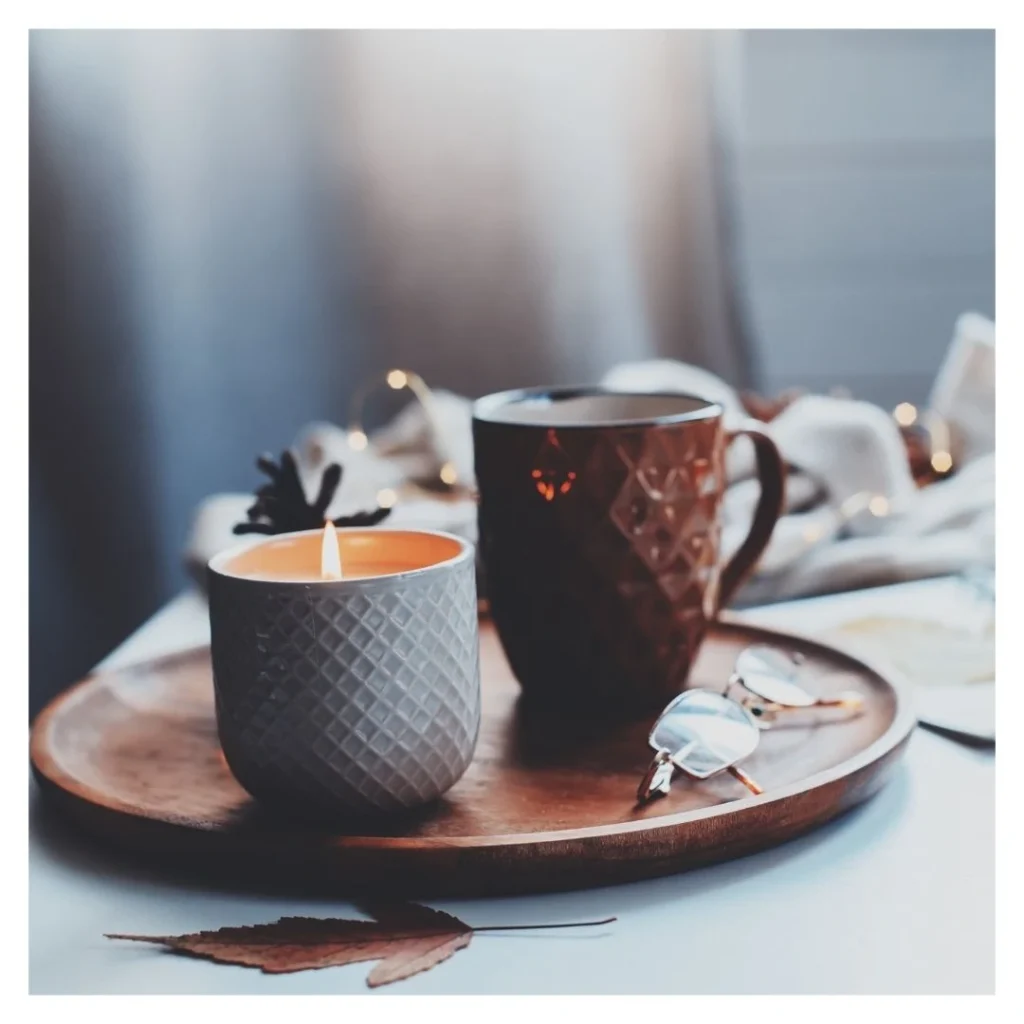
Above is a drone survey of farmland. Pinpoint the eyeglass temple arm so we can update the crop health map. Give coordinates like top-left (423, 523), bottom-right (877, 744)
top-left (727, 764), bottom-right (764, 795)
top-left (637, 740), bottom-right (705, 804)
top-left (636, 750), bottom-right (674, 805)
top-left (751, 690), bottom-right (865, 714)
top-left (638, 750), bottom-right (765, 803)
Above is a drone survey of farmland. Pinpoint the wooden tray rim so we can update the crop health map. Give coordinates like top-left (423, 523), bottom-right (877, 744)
top-left (30, 616), bottom-right (917, 850)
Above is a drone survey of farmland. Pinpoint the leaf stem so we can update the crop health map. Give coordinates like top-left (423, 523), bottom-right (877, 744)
top-left (472, 916), bottom-right (616, 933)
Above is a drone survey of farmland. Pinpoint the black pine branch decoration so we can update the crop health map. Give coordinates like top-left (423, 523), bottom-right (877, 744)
top-left (234, 450), bottom-right (392, 536)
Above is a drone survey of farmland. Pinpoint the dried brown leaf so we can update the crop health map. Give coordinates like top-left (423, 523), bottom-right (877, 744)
top-left (106, 902), bottom-right (472, 988)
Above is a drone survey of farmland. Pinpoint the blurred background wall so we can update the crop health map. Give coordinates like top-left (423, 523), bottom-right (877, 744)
top-left (29, 29), bottom-right (994, 714)
top-left (720, 30), bottom-right (994, 409)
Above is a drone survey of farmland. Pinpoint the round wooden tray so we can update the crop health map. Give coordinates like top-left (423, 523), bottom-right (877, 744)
top-left (31, 619), bottom-right (914, 896)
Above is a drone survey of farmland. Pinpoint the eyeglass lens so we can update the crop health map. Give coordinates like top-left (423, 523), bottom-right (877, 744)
top-left (733, 646), bottom-right (816, 707)
top-left (651, 690), bottom-right (761, 779)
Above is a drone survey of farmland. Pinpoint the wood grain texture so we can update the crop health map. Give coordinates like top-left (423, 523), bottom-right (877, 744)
top-left (31, 619), bottom-right (914, 896)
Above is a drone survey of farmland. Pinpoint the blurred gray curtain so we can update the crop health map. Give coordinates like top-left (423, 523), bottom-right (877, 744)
top-left (30, 29), bottom-right (750, 712)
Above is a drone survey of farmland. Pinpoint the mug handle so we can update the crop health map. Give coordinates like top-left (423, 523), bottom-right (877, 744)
top-left (717, 421), bottom-right (786, 609)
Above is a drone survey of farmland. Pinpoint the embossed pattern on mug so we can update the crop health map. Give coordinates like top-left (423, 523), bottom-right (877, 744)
top-left (476, 416), bottom-right (728, 712)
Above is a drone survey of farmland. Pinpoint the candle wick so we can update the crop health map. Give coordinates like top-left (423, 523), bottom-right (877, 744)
top-left (321, 521), bottom-right (343, 580)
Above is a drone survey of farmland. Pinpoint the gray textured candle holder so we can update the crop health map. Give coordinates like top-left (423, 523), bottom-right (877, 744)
top-left (207, 529), bottom-right (480, 821)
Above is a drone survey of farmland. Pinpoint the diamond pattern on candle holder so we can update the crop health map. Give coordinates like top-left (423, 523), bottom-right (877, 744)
top-left (210, 558), bottom-right (480, 816)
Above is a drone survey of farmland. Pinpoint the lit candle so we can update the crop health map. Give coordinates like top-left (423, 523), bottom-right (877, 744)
top-left (320, 521), bottom-right (343, 580)
top-left (206, 526), bottom-right (480, 820)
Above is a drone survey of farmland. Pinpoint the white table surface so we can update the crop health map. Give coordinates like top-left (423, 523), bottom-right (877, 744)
top-left (29, 578), bottom-right (994, 994)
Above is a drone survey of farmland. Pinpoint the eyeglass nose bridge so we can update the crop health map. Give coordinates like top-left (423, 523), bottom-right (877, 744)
top-left (726, 670), bottom-right (780, 725)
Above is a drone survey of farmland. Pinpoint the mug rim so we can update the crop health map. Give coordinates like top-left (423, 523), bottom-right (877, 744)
top-left (207, 527), bottom-right (475, 587)
top-left (472, 385), bottom-right (724, 429)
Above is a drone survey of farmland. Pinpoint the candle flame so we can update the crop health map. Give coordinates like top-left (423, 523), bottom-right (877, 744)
top-left (321, 521), bottom-right (343, 580)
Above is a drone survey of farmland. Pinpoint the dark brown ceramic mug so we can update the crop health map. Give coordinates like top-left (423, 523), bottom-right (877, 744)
top-left (473, 387), bottom-right (785, 716)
